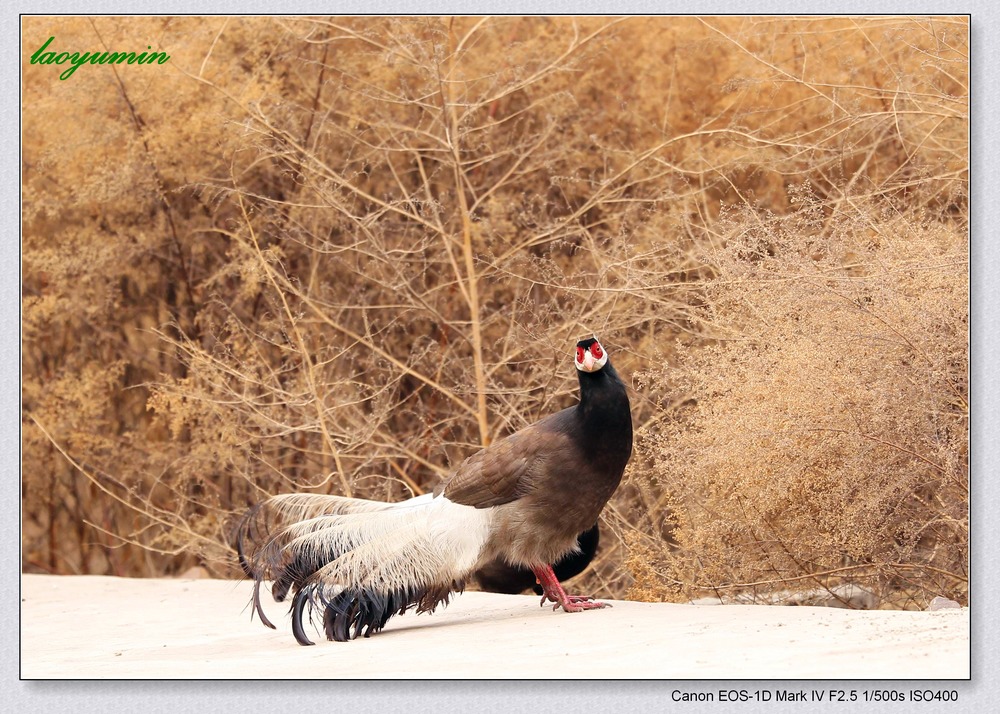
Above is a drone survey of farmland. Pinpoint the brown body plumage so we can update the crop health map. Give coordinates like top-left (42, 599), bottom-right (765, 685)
top-left (473, 524), bottom-right (600, 595)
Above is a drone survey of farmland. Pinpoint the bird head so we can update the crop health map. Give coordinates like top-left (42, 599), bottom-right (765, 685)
top-left (575, 336), bottom-right (609, 373)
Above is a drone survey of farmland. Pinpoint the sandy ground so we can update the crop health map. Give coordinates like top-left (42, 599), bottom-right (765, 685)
top-left (19, 573), bottom-right (969, 680)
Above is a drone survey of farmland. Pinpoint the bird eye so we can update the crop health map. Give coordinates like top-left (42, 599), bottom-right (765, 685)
top-left (576, 346), bottom-right (585, 363)
top-left (590, 342), bottom-right (604, 359)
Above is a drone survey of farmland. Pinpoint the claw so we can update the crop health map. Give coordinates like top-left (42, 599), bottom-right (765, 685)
top-left (531, 563), bottom-right (611, 613)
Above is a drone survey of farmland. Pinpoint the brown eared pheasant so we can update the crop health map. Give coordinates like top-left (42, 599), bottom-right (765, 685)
top-left (235, 335), bottom-right (632, 644)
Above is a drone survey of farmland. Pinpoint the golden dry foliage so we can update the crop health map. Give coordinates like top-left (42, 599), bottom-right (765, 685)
top-left (22, 17), bottom-right (967, 608)
top-left (633, 204), bottom-right (967, 607)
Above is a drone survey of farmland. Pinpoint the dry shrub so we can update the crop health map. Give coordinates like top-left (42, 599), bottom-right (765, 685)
top-left (632, 200), bottom-right (968, 607)
top-left (22, 16), bottom-right (967, 607)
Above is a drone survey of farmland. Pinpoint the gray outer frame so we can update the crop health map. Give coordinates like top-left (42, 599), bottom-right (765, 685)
top-left (11, 3), bottom-right (987, 713)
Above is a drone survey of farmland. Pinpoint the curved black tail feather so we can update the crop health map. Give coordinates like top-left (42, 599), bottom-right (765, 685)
top-left (283, 582), bottom-right (464, 644)
top-left (292, 588), bottom-right (315, 646)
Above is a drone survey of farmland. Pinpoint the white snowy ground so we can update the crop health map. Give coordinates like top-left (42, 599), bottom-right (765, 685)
top-left (20, 574), bottom-right (968, 680)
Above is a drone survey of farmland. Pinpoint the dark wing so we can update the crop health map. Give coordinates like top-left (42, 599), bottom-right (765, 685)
top-left (441, 410), bottom-right (574, 509)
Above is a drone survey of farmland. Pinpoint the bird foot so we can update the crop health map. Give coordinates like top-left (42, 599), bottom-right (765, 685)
top-left (539, 592), bottom-right (611, 612)
top-left (532, 563), bottom-right (611, 613)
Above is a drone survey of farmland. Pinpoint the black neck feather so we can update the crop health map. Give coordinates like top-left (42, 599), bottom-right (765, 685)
top-left (575, 360), bottom-right (633, 468)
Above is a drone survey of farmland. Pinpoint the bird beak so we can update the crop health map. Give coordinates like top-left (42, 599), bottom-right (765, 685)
top-left (580, 351), bottom-right (597, 372)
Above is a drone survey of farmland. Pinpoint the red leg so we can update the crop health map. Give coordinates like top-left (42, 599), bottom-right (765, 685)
top-left (530, 564), bottom-right (611, 612)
